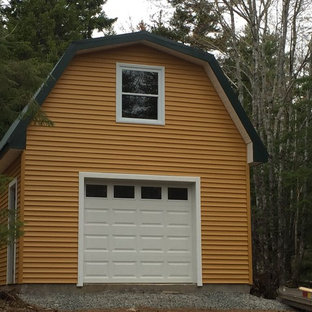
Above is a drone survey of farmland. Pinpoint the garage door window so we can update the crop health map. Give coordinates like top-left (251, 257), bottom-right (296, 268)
top-left (168, 187), bottom-right (188, 200)
top-left (114, 185), bottom-right (135, 198)
top-left (86, 184), bottom-right (107, 197)
top-left (141, 186), bottom-right (162, 199)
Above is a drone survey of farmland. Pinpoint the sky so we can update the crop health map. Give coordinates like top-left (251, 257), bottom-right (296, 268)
top-left (104, 0), bottom-right (172, 34)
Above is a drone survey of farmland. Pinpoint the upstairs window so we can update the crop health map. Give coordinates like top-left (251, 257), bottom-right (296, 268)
top-left (116, 63), bottom-right (165, 125)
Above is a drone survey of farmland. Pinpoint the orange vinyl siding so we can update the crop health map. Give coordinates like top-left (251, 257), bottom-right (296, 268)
top-left (23, 44), bottom-right (251, 284)
top-left (0, 155), bottom-right (21, 285)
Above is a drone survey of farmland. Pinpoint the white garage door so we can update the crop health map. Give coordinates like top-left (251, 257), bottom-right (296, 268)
top-left (83, 180), bottom-right (195, 283)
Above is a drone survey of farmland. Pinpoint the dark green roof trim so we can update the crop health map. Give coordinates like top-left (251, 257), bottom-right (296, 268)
top-left (0, 112), bottom-right (27, 159)
top-left (0, 31), bottom-right (268, 163)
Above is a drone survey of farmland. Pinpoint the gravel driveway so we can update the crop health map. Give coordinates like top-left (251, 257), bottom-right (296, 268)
top-left (19, 289), bottom-right (294, 311)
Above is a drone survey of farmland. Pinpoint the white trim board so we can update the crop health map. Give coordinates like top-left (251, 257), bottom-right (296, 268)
top-left (7, 177), bottom-right (17, 285)
top-left (77, 172), bottom-right (202, 287)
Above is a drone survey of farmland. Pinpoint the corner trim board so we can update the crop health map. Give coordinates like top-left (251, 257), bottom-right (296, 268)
top-left (77, 172), bottom-right (202, 287)
top-left (7, 177), bottom-right (17, 285)
top-left (18, 152), bottom-right (25, 283)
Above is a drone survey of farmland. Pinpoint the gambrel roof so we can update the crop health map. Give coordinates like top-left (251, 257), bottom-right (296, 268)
top-left (0, 31), bottom-right (268, 167)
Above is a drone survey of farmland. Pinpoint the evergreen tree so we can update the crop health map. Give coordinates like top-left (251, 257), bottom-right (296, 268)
top-left (0, 0), bottom-right (116, 138)
top-left (2, 0), bottom-right (116, 64)
top-left (0, 20), bottom-right (53, 136)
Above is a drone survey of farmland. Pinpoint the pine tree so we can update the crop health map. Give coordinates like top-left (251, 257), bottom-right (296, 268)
top-left (2, 0), bottom-right (116, 64)
top-left (0, 0), bottom-right (116, 138)
top-left (0, 22), bottom-right (52, 136)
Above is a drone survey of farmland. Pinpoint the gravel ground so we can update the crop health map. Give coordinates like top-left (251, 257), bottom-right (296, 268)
top-left (19, 290), bottom-right (294, 311)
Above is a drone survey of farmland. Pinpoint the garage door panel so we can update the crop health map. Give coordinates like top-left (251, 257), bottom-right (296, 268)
top-left (111, 251), bottom-right (138, 262)
top-left (139, 226), bottom-right (165, 236)
top-left (85, 262), bottom-right (109, 277)
top-left (140, 261), bottom-right (165, 277)
top-left (85, 235), bottom-right (108, 250)
top-left (167, 236), bottom-right (192, 251)
top-left (110, 226), bottom-right (136, 236)
top-left (111, 261), bottom-right (137, 278)
top-left (140, 210), bottom-right (164, 226)
top-left (85, 209), bottom-right (109, 223)
top-left (85, 224), bottom-right (109, 235)
top-left (85, 198), bottom-right (108, 208)
top-left (167, 211), bottom-right (191, 225)
top-left (111, 235), bottom-right (136, 250)
top-left (166, 226), bottom-right (191, 237)
top-left (84, 250), bottom-right (109, 261)
top-left (167, 252), bottom-right (192, 263)
top-left (139, 236), bottom-right (164, 251)
top-left (138, 252), bottom-right (165, 264)
top-left (168, 262), bottom-right (193, 279)
top-left (112, 210), bottom-right (136, 225)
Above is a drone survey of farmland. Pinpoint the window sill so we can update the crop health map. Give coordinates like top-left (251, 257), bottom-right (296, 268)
top-left (116, 117), bottom-right (165, 126)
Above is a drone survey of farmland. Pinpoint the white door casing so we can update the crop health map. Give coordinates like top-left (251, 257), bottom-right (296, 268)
top-left (7, 178), bottom-right (17, 284)
top-left (77, 172), bottom-right (202, 286)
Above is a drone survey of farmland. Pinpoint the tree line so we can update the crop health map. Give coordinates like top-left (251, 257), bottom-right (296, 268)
top-left (1, 0), bottom-right (311, 298)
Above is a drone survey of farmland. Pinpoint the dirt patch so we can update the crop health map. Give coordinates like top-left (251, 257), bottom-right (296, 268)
top-left (0, 290), bottom-right (55, 311)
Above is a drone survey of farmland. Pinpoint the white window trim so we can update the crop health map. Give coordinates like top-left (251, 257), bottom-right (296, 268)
top-left (116, 63), bottom-right (165, 125)
top-left (77, 172), bottom-right (202, 287)
top-left (7, 178), bottom-right (17, 285)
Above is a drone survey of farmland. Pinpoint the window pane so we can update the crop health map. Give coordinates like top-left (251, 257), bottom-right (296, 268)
top-left (114, 185), bottom-right (135, 198)
top-left (122, 69), bottom-right (158, 95)
top-left (141, 187), bottom-right (162, 199)
top-left (86, 184), bottom-right (107, 197)
top-left (122, 95), bottom-right (157, 119)
top-left (168, 187), bottom-right (188, 200)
